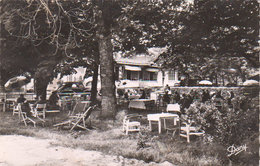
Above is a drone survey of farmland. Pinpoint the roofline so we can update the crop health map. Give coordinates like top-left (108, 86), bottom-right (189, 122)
top-left (115, 61), bottom-right (160, 68)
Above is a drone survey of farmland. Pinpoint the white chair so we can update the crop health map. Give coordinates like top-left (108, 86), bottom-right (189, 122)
top-left (13, 103), bottom-right (21, 117)
top-left (166, 104), bottom-right (181, 113)
top-left (123, 114), bottom-right (142, 135)
top-left (180, 120), bottom-right (204, 143)
top-left (32, 104), bottom-right (47, 119)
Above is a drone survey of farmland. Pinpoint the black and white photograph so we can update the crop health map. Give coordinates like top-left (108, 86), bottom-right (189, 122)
top-left (0, 0), bottom-right (259, 165)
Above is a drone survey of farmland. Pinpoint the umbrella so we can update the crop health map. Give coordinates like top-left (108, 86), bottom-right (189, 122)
top-left (199, 80), bottom-right (213, 85)
top-left (5, 76), bottom-right (30, 90)
top-left (242, 80), bottom-right (259, 86)
top-left (226, 68), bottom-right (237, 74)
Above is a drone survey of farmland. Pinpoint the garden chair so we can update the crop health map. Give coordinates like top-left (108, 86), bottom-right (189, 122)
top-left (69, 101), bottom-right (91, 116)
top-left (17, 104), bottom-right (45, 127)
top-left (123, 114), bottom-right (142, 135)
top-left (31, 103), bottom-right (47, 119)
top-left (180, 119), bottom-right (204, 143)
top-left (53, 105), bottom-right (96, 131)
top-left (70, 105), bottom-right (97, 131)
top-left (13, 103), bottom-right (21, 117)
top-left (162, 115), bottom-right (180, 137)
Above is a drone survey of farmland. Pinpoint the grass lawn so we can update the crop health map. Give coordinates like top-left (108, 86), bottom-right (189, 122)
top-left (0, 106), bottom-right (252, 166)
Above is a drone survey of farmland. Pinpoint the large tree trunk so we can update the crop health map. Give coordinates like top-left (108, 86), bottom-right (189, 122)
top-left (0, 75), bottom-right (5, 93)
top-left (35, 79), bottom-right (49, 100)
top-left (35, 77), bottom-right (49, 100)
top-left (98, 34), bottom-right (117, 119)
top-left (97, 2), bottom-right (117, 119)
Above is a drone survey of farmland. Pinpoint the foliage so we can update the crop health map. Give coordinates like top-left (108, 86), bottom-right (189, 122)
top-left (158, 0), bottom-right (259, 84)
top-left (185, 96), bottom-right (259, 146)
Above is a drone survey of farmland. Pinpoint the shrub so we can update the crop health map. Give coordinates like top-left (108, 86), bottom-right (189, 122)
top-left (185, 97), bottom-right (259, 146)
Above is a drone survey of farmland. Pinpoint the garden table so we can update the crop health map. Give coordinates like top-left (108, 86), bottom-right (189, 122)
top-left (128, 99), bottom-right (155, 110)
top-left (147, 113), bottom-right (179, 134)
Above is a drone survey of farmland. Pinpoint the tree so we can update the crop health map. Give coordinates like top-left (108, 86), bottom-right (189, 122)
top-left (0, 0), bottom-right (117, 117)
top-left (0, 0), bottom-right (187, 118)
top-left (159, 0), bottom-right (259, 84)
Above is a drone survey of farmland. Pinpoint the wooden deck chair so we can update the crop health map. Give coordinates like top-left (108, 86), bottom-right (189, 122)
top-left (70, 105), bottom-right (97, 131)
top-left (68, 101), bottom-right (89, 116)
top-left (180, 119), bottom-right (204, 143)
top-left (18, 104), bottom-right (45, 127)
top-left (54, 105), bottom-right (96, 131)
top-left (53, 101), bottom-right (89, 127)
top-left (123, 114), bottom-right (142, 135)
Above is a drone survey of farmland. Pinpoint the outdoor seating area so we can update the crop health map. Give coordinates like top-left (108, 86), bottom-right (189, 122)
top-left (0, 85), bottom-right (259, 165)
top-left (114, 85), bottom-right (259, 144)
top-left (0, 92), bottom-right (97, 131)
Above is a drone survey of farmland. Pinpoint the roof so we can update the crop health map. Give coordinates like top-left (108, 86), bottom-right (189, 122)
top-left (114, 47), bottom-right (166, 67)
top-left (115, 55), bottom-right (158, 66)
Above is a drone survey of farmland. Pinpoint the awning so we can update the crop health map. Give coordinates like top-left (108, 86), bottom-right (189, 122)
top-left (124, 65), bottom-right (141, 71)
top-left (146, 68), bottom-right (159, 72)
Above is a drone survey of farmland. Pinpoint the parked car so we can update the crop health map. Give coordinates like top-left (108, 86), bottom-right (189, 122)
top-left (56, 81), bottom-right (91, 98)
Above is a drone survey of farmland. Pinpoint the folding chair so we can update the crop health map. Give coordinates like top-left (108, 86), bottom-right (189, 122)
top-left (70, 105), bottom-right (97, 131)
top-left (123, 114), bottom-right (142, 135)
top-left (180, 120), bottom-right (204, 143)
top-left (54, 105), bottom-right (96, 131)
top-left (18, 104), bottom-right (45, 127)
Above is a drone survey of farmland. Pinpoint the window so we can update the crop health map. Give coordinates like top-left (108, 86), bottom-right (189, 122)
top-left (168, 70), bottom-right (175, 80)
top-left (143, 71), bottom-right (157, 81)
top-left (126, 70), bottom-right (139, 80)
top-left (150, 72), bottom-right (157, 81)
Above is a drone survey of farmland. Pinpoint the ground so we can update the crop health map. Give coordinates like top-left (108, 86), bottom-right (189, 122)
top-left (0, 107), bottom-right (236, 166)
top-left (0, 135), bottom-right (173, 166)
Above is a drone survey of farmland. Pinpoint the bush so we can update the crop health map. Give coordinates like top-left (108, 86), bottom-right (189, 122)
top-left (185, 97), bottom-right (259, 146)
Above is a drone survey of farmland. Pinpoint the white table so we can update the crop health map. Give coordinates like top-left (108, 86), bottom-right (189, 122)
top-left (147, 113), bottom-right (179, 134)
top-left (128, 99), bottom-right (155, 110)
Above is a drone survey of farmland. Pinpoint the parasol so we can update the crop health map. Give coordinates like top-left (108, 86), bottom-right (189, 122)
top-left (242, 80), bottom-right (259, 86)
top-left (198, 80), bottom-right (213, 85)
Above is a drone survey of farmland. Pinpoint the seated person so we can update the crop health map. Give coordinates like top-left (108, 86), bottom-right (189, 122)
top-left (21, 100), bottom-right (32, 117)
top-left (17, 94), bottom-right (26, 103)
top-left (33, 95), bottom-right (47, 108)
top-left (48, 91), bottom-right (59, 109)
top-left (16, 94), bottom-right (31, 116)
top-left (163, 91), bottom-right (170, 105)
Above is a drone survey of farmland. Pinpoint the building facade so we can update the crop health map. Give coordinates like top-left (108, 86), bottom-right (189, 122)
top-left (115, 55), bottom-right (179, 88)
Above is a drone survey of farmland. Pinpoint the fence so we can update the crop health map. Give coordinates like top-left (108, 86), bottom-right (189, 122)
top-left (0, 92), bottom-right (36, 102)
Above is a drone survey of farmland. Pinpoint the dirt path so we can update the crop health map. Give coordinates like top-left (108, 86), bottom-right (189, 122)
top-left (0, 135), bottom-right (173, 166)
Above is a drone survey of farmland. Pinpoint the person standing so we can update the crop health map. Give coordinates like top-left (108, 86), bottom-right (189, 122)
top-left (163, 91), bottom-right (170, 105)
top-left (201, 90), bottom-right (211, 103)
top-left (139, 89), bottom-right (146, 99)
